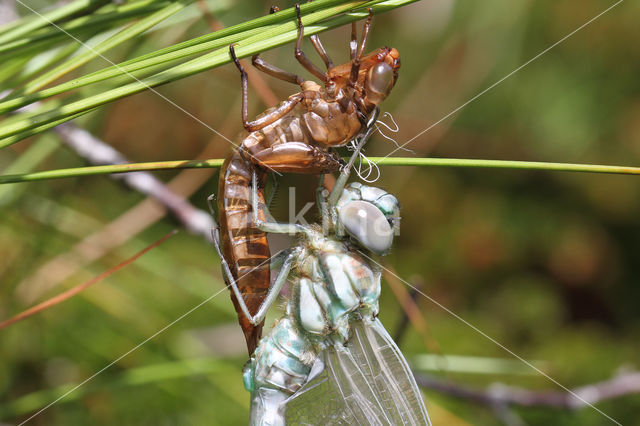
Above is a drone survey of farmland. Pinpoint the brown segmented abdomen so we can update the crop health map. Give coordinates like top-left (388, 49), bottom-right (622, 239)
top-left (242, 91), bottom-right (362, 158)
top-left (217, 150), bottom-right (270, 355)
top-left (218, 92), bottom-right (363, 355)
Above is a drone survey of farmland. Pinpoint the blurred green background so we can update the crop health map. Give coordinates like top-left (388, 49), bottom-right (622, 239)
top-left (1, 0), bottom-right (639, 424)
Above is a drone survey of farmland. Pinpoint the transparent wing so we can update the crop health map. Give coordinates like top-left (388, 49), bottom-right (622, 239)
top-left (284, 318), bottom-right (431, 425)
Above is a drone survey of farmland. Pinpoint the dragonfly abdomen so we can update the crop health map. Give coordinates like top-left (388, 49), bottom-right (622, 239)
top-left (218, 151), bottom-right (270, 355)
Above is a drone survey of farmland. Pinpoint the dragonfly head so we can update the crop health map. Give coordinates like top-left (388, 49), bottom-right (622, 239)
top-left (327, 47), bottom-right (400, 113)
top-left (362, 47), bottom-right (400, 108)
top-left (335, 183), bottom-right (400, 255)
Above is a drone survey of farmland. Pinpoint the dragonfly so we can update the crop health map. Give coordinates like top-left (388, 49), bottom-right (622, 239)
top-left (209, 120), bottom-right (431, 424)
top-left (216, 4), bottom-right (401, 355)
top-left (245, 181), bottom-right (431, 425)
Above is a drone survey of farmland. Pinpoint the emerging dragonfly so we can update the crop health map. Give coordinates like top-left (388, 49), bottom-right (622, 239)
top-left (210, 122), bottom-right (431, 424)
top-left (245, 180), bottom-right (431, 425)
top-left (217, 5), bottom-right (401, 354)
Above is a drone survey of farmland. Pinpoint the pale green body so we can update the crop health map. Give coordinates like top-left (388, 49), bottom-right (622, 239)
top-left (242, 197), bottom-right (430, 425)
top-left (244, 229), bottom-right (382, 424)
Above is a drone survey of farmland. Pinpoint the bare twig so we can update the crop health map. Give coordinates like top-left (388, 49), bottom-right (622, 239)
top-left (54, 122), bottom-right (214, 237)
top-left (0, 0), bottom-right (18, 25)
top-left (415, 370), bottom-right (640, 409)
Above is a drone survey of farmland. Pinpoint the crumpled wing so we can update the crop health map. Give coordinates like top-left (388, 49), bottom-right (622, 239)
top-left (284, 318), bottom-right (431, 425)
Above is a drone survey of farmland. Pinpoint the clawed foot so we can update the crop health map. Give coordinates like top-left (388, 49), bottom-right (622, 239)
top-left (314, 148), bottom-right (343, 173)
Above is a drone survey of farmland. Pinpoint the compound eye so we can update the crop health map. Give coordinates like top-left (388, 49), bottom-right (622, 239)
top-left (339, 200), bottom-right (394, 255)
top-left (368, 62), bottom-right (394, 95)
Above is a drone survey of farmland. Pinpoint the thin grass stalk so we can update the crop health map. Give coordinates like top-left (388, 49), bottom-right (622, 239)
top-left (9, 44), bottom-right (79, 87)
top-left (1, 158), bottom-right (639, 184)
top-left (0, 111), bottom-right (91, 148)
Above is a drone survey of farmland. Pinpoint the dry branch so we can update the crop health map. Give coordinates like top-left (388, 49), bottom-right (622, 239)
top-left (415, 371), bottom-right (640, 409)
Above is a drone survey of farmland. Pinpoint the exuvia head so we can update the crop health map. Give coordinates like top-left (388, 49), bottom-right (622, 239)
top-left (362, 47), bottom-right (400, 107)
top-left (327, 47), bottom-right (400, 113)
top-left (336, 183), bottom-right (400, 255)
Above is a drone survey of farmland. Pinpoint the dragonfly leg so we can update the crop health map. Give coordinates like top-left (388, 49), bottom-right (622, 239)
top-left (206, 192), bottom-right (267, 326)
top-left (248, 250), bottom-right (295, 325)
top-left (297, 1), bottom-right (333, 70)
top-left (269, 248), bottom-right (291, 270)
top-left (208, 190), bottom-right (292, 326)
top-left (230, 44), bottom-right (304, 132)
top-left (294, 4), bottom-right (329, 83)
top-left (350, 21), bottom-right (358, 60)
top-left (206, 193), bottom-right (224, 248)
top-left (251, 169), bottom-right (309, 235)
top-left (316, 175), bottom-right (331, 234)
top-left (253, 4), bottom-right (304, 86)
top-left (310, 34), bottom-right (333, 69)
top-left (266, 173), bottom-right (279, 208)
top-left (348, 8), bottom-right (373, 87)
top-left (328, 107), bottom-right (380, 206)
top-left (252, 54), bottom-right (304, 86)
top-left (206, 197), bottom-right (253, 317)
top-left (218, 245), bottom-right (293, 327)
top-left (248, 6), bottom-right (304, 86)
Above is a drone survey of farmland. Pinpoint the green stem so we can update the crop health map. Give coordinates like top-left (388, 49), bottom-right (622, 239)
top-left (1, 158), bottom-right (638, 185)
top-left (0, 135), bottom-right (59, 206)
top-left (0, 159), bottom-right (224, 184)
top-left (363, 157), bottom-right (640, 174)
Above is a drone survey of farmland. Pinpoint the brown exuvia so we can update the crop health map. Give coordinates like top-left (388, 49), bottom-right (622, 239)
top-left (217, 5), bottom-right (400, 355)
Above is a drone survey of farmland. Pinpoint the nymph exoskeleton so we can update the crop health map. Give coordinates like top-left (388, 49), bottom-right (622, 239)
top-left (215, 4), bottom-right (401, 354)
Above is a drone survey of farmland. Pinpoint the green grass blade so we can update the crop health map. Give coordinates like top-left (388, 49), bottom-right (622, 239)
top-left (0, 0), bottom-right (171, 59)
top-left (0, 0), bottom-right (413, 146)
top-left (0, 0), bottom-right (348, 113)
top-left (0, 111), bottom-right (91, 148)
top-left (1, 157), bottom-right (639, 185)
top-left (9, 44), bottom-right (79, 87)
top-left (22, 0), bottom-right (193, 94)
top-left (0, 0), bottom-right (109, 45)
top-left (0, 25), bottom-right (269, 113)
